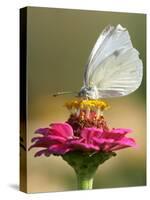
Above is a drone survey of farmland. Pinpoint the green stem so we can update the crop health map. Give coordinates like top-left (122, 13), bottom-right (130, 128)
top-left (62, 151), bottom-right (116, 190)
top-left (76, 173), bottom-right (94, 190)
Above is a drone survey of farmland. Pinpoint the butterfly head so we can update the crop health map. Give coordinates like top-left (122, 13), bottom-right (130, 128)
top-left (78, 85), bottom-right (99, 99)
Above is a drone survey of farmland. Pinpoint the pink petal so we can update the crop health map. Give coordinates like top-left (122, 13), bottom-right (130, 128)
top-left (81, 128), bottom-right (103, 143)
top-left (110, 137), bottom-right (136, 151)
top-left (111, 128), bottom-right (133, 134)
top-left (69, 140), bottom-right (100, 151)
top-left (102, 128), bottom-right (133, 140)
top-left (31, 136), bottom-right (43, 143)
top-left (48, 144), bottom-right (72, 155)
top-left (50, 123), bottom-right (73, 138)
top-left (29, 137), bottom-right (57, 150)
top-left (47, 135), bottom-right (67, 143)
top-left (35, 128), bottom-right (50, 136)
top-left (34, 149), bottom-right (47, 157)
top-left (118, 137), bottom-right (136, 146)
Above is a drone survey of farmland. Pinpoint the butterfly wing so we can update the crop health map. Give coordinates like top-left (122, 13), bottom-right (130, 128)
top-left (84, 24), bottom-right (143, 98)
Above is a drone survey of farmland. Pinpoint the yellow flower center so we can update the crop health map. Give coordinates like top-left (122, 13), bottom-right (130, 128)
top-left (65, 98), bottom-right (110, 119)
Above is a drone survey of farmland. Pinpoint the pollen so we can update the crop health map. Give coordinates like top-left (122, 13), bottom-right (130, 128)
top-left (65, 98), bottom-right (110, 119)
top-left (80, 99), bottom-right (109, 111)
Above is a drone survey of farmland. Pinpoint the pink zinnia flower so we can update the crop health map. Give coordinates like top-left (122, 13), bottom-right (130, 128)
top-left (29, 99), bottom-right (136, 157)
top-left (29, 99), bottom-right (137, 190)
top-left (29, 122), bottom-right (136, 157)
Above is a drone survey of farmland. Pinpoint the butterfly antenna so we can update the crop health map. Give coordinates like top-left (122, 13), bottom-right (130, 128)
top-left (52, 91), bottom-right (78, 97)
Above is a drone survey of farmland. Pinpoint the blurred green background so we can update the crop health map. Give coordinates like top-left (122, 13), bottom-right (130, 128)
top-left (26, 7), bottom-right (146, 193)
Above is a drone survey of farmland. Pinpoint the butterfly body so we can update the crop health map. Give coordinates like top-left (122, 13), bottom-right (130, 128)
top-left (79, 85), bottom-right (99, 99)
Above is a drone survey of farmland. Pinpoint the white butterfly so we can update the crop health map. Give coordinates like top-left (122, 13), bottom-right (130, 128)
top-left (79, 24), bottom-right (143, 99)
top-left (53, 24), bottom-right (143, 99)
